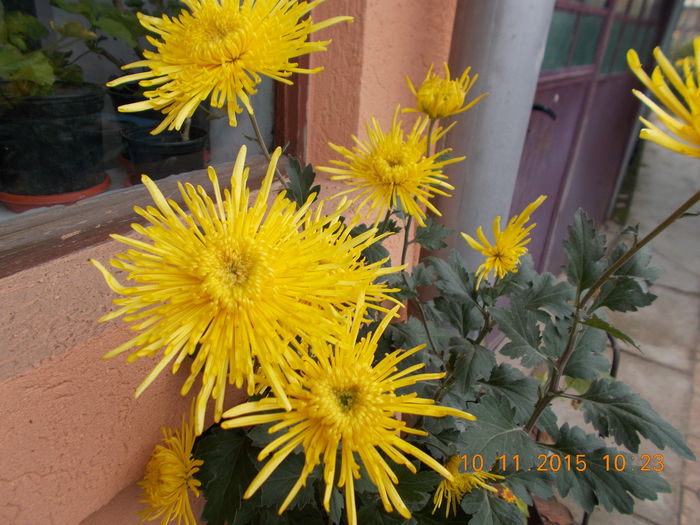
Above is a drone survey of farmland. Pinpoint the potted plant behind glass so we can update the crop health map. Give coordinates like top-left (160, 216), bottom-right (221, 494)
top-left (0, 4), bottom-right (108, 212)
top-left (51, 0), bottom-right (211, 183)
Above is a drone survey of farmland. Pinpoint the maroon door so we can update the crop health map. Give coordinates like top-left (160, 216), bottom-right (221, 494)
top-left (510, 0), bottom-right (674, 272)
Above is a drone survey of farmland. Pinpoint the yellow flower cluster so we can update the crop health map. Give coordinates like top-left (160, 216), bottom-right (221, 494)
top-left (90, 2), bottom-right (553, 524)
top-left (627, 36), bottom-right (700, 158)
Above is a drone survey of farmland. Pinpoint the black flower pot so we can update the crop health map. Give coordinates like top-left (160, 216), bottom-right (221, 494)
top-left (0, 84), bottom-right (107, 202)
top-left (122, 126), bottom-right (208, 181)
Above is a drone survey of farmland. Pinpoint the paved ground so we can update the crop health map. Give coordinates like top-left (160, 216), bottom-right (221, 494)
top-left (575, 139), bottom-right (700, 525)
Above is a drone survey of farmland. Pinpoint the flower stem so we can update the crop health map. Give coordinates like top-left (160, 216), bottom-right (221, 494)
top-left (377, 208), bottom-right (393, 236)
top-left (523, 188), bottom-right (700, 434)
top-left (246, 108), bottom-right (286, 186)
top-left (180, 117), bottom-right (191, 142)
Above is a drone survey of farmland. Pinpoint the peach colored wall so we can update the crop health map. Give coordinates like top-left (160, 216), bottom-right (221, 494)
top-left (0, 1), bottom-right (458, 522)
top-left (307, 0), bottom-right (457, 165)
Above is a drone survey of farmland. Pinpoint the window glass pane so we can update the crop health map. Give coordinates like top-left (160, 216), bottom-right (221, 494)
top-left (602, 19), bottom-right (623, 73)
top-left (628, 0), bottom-right (645, 18)
top-left (615, 0), bottom-right (631, 14)
top-left (542, 10), bottom-right (578, 70)
top-left (0, 1), bottom-right (275, 220)
top-left (572, 14), bottom-right (604, 65)
top-left (642, 0), bottom-right (658, 19)
top-left (612, 22), bottom-right (639, 72)
top-left (582, 0), bottom-right (609, 8)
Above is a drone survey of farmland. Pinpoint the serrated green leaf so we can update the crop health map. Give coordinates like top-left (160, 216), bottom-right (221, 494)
top-left (193, 426), bottom-right (260, 525)
top-left (430, 295), bottom-right (483, 339)
top-left (591, 276), bottom-right (657, 312)
top-left (490, 307), bottom-right (545, 367)
top-left (427, 250), bottom-right (474, 302)
top-left (329, 486), bottom-right (344, 525)
top-left (412, 217), bottom-right (453, 251)
top-left (394, 465), bottom-right (441, 512)
top-left (284, 157), bottom-right (320, 209)
top-left (350, 223), bottom-right (391, 266)
top-left (505, 255), bottom-right (575, 319)
top-left (546, 424), bottom-right (670, 513)
top-left (563, 209), bottom-right (606, 293)
top-left (447, 338), bottom-right (497, 399)
top-left (501, 469), bottom-right (553, 506)
top-left (5, 11), bottom-right (48, 40)
top-left (480, 364), bottom-right (539, 424)
top-left (260, 453), bottom-right (318, 511)
top-left (581, 315), bottom-right (638, 349)
top-left (460, 489), bottom-right (526, 525)
top-left (542, 317), bottom-right (610, 380)
top-left (578, 378), bottom-right (695, 459)
top-left (458, 396), bottom-right (540, 469)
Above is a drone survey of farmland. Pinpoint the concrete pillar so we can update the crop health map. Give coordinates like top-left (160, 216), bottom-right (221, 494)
top-left (435, 0), bottom-right (555, 267)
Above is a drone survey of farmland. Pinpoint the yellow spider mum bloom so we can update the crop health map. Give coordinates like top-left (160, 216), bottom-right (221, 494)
top-left (91, 146), bottom-right (399, 434)
top-left (627, 36), bottom-right (700, 157)
top-left (106, 0), bottom-right (352, 133)
top-left (221, 301), bottom-right (476, 525)
top-left (432, 456), bottom-right (504, 518)
top-left (319, 107), bottom-right (465, 227)
top-left (405, 63), bottom-right (487, 120)
top-left (462, 195), bottom-right (547, 288)
top-left (139, 402), bottom-right (203, 525)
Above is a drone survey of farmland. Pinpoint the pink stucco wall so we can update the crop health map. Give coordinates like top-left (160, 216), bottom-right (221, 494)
top-left (307, 0), bottom-right (457, 165)
top-left (0, 2), bottom-right (458, 523)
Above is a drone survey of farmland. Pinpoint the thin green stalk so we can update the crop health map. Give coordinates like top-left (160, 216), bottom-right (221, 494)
top-left (580, 188), bottom-right (700, 307)
top-left (400, 215), bottom-right (413, 267)
top-left (246, 108), bottom-right (286, 186)
top-left (523, 189), bottom-right (700, 434)
top-left (377, 208), bottom-right (393, 235)
top-left (180, 117), bottom-right (191, 142)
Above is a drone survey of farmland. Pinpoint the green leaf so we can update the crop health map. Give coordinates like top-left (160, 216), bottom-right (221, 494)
top-left (501, 469), bottom-right (553, 506)
top-left (394, 465), bottom-right (441, 512)
top-left (5, 11), bottom-right (48, 40)
top-left (427, 250), bottom-right (474, 302)
top-left (284, 157), bottom-right (320, 209)
top-left (581, 315), bottom-right (639, 349)
top-left (490, 307), bottom-right (545, 367)
top-left (355, 503), bottom-right (416, 524)
top-left (447, 339), bottom-right (497, 399)
top-left (460, 489), bottom-right (526, 525)
top-left (546, 424), bottom-right (670, 513)
top-left (329, 486), bottom-right (344, 525)
top-left (542, 318), bottom-right (610, 380)
top-left (480, 364), bottom-right (539, 424)
top-left (504, 255), bottom-right (575, 319)
top-left (458, 396), bottom-right (540, 469)
top-left (591, 276), bottom-right (657, 312)
top-left (563, 209), bottom-right (606, 293)
top-left (412, 217), bottom-right (453, 251)
top-left (260, 453), bottom-right (318, 511)
top-left (350, 223), bottom-right (391, 266)
top-left (193, 426), bottom-right (260, 525)
top-left (577, 378), bottom-right (695, 459)
top-left (430, 295), bottom-right (483, 338)
top-left (94, 16), bottom-right (137, 46)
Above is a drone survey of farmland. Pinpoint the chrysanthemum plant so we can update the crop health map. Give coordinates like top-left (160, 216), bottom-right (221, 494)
top-left (92, 2), bottom-right (699, 522)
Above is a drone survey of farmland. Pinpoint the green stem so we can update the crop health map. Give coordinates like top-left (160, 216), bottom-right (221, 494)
top-left (400, 215), bottom-right (413, 267)
top-left (580, 189), bottom-right (700, 307)
top-left (523, 189), bottom-right (700, 434)
top-left (377, 208), bottom-right (393, 236)
top-left (247, 108), bottom-right (285, 186)
top-left (180, 117), bottom-right (191, 142)
top-left (426, 118), bottom-right (437, 156)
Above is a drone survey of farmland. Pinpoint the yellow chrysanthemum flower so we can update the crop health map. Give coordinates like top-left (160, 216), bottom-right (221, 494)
top-left (139, 402), bottom-right (203, 525)
top-left (627, 36), bottom-right (700, 157)
top-left (106, 0), bottom-right (352, 133)
top-left (432, 456), bottom-right (504, 518)
top-left (221, 301), bottom-right (476, 525)
top-left (91, 146), bottom-right (399, 434)
top-left (405, 63), bottom-right (487, 120)
top-left (319, 107), bottom-right (465, 227)
top-left (462, 195), bottom-right (547, 288)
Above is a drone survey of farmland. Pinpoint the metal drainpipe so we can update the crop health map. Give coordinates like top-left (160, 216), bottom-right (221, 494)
top-left (433, 0), bottom-right (556, 269)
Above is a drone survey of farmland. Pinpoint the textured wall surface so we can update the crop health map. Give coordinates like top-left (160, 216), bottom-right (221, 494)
top-left (307, 0), bottom-right (457, 165)
top-left (0, 1), bottom-right (459, 522)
